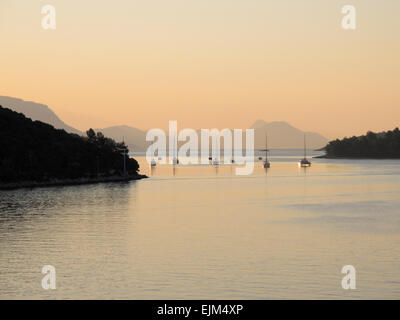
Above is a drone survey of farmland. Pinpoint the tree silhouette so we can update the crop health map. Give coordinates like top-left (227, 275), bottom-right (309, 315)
top-left (325, 128), bottom-right (400, 158)
top-left (0, 105), bottom-right (140, 182)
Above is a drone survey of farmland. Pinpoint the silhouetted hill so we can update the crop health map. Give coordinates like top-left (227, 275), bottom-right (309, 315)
top-left (97, 121), bottom-right (328, 151)
top-left (0, 96), bottom-right (82, 135)
top-left (250, 119), bottom-right (269, 129)
top-left (0, 106), bottom-right (140, 184)
top-left (250, 120), bottom-right (328, 149)
top-left (323, 128), bottom-right (400, 158)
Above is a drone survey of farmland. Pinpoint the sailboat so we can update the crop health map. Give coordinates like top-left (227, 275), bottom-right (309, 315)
top-left (263, 134), bottom-right (270, 168)
top-left (172, 131), bottom-right (179, 165)
top-left (298, 133), bottom-right (311, 167)
top-left (212, 135), bottom-right (220, 166)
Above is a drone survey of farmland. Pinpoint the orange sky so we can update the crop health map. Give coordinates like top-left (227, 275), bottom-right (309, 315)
top-left (1, 0), bottom-right (399, 139)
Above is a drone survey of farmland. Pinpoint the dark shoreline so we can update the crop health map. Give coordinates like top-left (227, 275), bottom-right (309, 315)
top-left (0, 174), bottom-right (148, 191)
top-left (314, 155), bottom-right (400, 159)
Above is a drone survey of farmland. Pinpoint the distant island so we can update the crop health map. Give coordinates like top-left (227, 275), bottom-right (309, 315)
top-left (318, 128), bottom-right (400, 159)
top-left (0, 106), bottom-right (146, 190)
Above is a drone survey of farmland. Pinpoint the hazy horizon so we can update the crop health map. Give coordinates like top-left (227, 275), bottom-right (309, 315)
top-left (1, 1), bottom-right (399, 139)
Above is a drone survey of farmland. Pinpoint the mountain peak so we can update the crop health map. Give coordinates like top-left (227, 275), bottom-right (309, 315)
top-left (250, 119), bottom-right (269, 129)
top-left (248, 119), bottom-right (328, 149)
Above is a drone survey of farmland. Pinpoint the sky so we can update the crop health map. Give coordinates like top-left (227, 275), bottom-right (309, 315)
top-left (0, 0), bottom-right (399, 139)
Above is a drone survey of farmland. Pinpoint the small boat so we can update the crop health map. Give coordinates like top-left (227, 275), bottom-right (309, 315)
top-left (298, 134), bottom-right (311, 167)
top-left (172, 157), bottom-right (179, 165)
top-left (298, 158), bottom-right (311, 167)
top-left (212, 158), bottom-right (220, 166)
top-left (150, 159), bottom-right (157, 167)
top-left (263, 134), bottom-right (271, 168)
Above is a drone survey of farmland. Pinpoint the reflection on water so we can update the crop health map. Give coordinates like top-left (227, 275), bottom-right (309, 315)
top-left (1, 153), bottom-right (400, 299)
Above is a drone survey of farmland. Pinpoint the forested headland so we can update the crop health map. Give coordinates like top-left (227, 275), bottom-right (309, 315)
top-left (0, 106), bottom-right (144, 188)
top-left (322, 128), bottom-right (400, 158)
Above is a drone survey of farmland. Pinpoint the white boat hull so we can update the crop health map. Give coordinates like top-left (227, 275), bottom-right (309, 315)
top-left (298, 160), bottom-right (311, 168)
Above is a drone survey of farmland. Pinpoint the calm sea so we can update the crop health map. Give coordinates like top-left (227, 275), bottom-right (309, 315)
top-left (1, 150), bottom-right (400, 299)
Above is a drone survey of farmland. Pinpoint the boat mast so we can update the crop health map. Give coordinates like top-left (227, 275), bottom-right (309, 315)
top-left (173, 131), bottom-right (176, 164)
top-left (303, 133), bottom-right (306, 159)
top-left (265, 134), bottom-right (268, 162)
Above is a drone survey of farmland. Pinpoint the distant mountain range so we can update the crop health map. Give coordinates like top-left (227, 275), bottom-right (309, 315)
top-left (249, 120), bottom-right (328, 149)
top-left (0, 96), bottom-right (328, 150)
